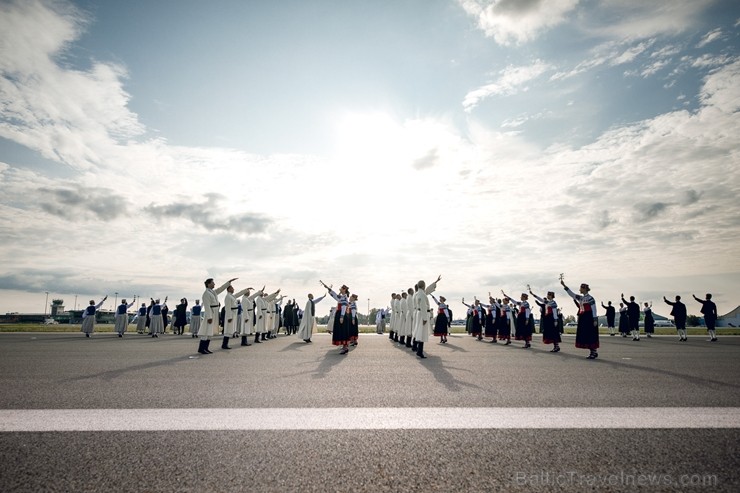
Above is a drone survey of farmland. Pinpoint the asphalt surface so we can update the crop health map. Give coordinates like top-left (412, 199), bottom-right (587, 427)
top-left (1, 331), bottom-right (739, 492)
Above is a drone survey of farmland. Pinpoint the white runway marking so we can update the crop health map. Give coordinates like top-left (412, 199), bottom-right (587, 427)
top-left (1, 408), bottom-right (739, 432)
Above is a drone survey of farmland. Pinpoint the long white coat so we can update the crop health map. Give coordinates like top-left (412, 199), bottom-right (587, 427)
top-left (223, 292), bottom-right (238, 335)
top-left (200, 281), bottom-right (231, 338)
top-left (297, 294), bottom-right (326, 340)
top-left (412, 289), bottom-right (431, 343)
top-left (236, 288), bottom-right (263, 335)
top-left (255, 291), bottom-right (279, 333)
top-left (405, 295), bottom-right (415, 338)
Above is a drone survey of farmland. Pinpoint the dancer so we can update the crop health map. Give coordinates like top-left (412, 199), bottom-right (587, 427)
top-left (173, 298), bottom-right (188, 335)
top-left (321, 280), bottom-right (351, 354)
top-left (502, 290), bottom-right (534, 348)
top-left (198, 278), bottom-right (236, 354)
top-left (693, 293), bottom-right (718, 342)
top-left (561, 279), bottom-right (599, 359)
top-left (297, 292), bottom-right (326, 343)
top-left (412, 279), bottom-right (432, 358)
top-left (621, 294), bottom-right (641, 341)
top-left (530, 289), bottom-right (560, 352)
top-left (349, 294), bottom-right (359, 346)
top-left (135, 302), bottom-right (148, 334)
top-left (235, 286), bottom-right (262, 346)
top-left (114, 298), bottom-right (136, 337)
top-left (388, 293), bottom-right (397, 340)
top-left (618, 302), bottom-right (629, 337)
top-left (430, 294), bottom-right (450, 343)
top-left (190, 300), bottom-right (202, 338)
top-left (497, 296), bottom-right (513, 345)
top-left (663, 295), bottom-right (688, 341)
top-left (149, 298), bottom-right (166, 338)
top-left (461, 298), bottom-right (483, 340)
top-left (81, 296), bottom-right (107, 337)
top-left (601, 301), bottom-right (616, 336)
top-left (643, 302), bottom-right (654, 338)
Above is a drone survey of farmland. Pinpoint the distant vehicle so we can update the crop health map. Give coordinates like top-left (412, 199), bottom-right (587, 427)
top-left (564, 322), bottom-right (577, 328)
top-left (450, 320), bottom-right (466, 326)
top-left (43, 318), bottom-right (59, 325)
top-left (653, 319), bottom-right (675, 328)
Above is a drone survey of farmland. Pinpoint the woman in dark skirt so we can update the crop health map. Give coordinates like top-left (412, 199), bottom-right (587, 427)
top-left (430, 294), bottom-right (450, 343)
top-left (349, 294), bottom-right (359, 346)
top-left (561, 280), bottom-right (599, 359)
top-left (503, 291), bottom-right (533, 348)
top-left (618, 303), bottom-right (629, 337)
top-left (479, 295), bottom-right (498, 342)
top-left (643, 302), bottom-right (655, 338)
top-left (530, 289), bottom-right (560, 352)
top-left (320, 280), bottom-right (352, 354)
top-left (462, 298), bottom-right (483, 340)
top-left (173, 298), bottom-right (188, 335)
top-left (497, 297), bottom-right (513, 345)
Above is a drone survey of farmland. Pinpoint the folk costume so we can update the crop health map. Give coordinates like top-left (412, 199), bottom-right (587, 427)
top-left (430, 294), bottom-right (450, 343)
top-left (531, 293), bottom-right (560, 351)
top-left (114, 299), bottom-right (135, 337)
top-left (190, 301), bottom-right (202, 338)
top-left (81, 297), bottom-right (106, 337)
top-left (664, 296), bottom-right (687, 341)
top-left (297, 294), bottom-right (326, 343)
top-left (643, 304), bottom-right (655, 337)
top-left (135, 303), bottom-right (148, 334)
top-left (198, 279), bottom-right (232, 354)
top-left (563, 283), bottom-right (599, 359)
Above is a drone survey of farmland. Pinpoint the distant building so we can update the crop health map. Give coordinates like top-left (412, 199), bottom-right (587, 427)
top-left (718, 306), bottom-right (740, 327)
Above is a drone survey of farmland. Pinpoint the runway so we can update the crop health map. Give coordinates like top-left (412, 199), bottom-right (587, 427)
top-left (1, 332), bottom-right (738, 491)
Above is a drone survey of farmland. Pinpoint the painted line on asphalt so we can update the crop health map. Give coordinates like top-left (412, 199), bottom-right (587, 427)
top-left (1, 408), bottom-right (739, 431)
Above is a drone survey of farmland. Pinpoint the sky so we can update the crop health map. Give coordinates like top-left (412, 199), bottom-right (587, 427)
top-left (1, 0), bottom-right (739, 319)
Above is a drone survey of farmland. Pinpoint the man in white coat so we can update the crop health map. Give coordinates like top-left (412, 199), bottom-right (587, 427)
top-left (235, 286), bottom-right (263, 346)
top-left (412, 279), bottom-right (434, 359)
top-left (221, 285), bottom-right (239, 349)
top-left (255, 289), bottom-right (280, 342)
top-left (198, 277), bottom-right (236, 355)
top-left (297, 292), bottom-right (327, 343)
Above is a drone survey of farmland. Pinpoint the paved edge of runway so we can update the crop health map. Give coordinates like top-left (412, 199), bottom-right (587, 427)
top-left (1, 407), bottom-right (738, 431)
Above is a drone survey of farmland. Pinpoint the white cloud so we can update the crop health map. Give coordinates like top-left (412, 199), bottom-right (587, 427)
top-left (463, 60), bottom-right (552, 111)
top-left (696, 28), bottom-right (723, 48)
top-left (457, 0), bottom-right (580, 45)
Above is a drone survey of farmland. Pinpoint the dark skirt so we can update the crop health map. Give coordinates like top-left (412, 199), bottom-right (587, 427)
top-left (497, 315), bottom-right (511, 340)
top-left (542, 314), bottom-right (561, 344)
top-left (644, 313), bottom-right (654, 333)
top-left (433, 313), bottom-right (449, 336)
top-left (349, 317), bottom-right (359, 342)
top-left (618, 313), bottom-right (629, 334)
top-left (470, 315), bottom-right (482, 336)
top-left (465, 315), bottom-right (472, 335)
top-left (332, 310), bottom-right (351, 346)
top-left (575, 312), bottom-right (599, 349)
top-left (484, 312), bottom-right (497, 338)
top-left (514, 313), bottom-right (533, 342)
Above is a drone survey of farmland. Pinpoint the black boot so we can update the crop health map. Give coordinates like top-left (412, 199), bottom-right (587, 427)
top-left (261, 333), bottom-right (267, 341)
top-left (406, 337), bottom-right (412, 348)
top-left (399, 335), bottom-right (405, 345)
top-left (389, 331), bottom-right (394, 340)
top-left (411, 339), bottom-right (418, 352)
top-left (255, 333), bottom-right (262, 343)
top-left (204, 340), bottom-right (213, 354)
top-left (197, 340), bottom-right (207, 354)
top-left (241, 336), bottom-right (250, 346)
top-left (417, 342), bottom-right (426, 358)
top-left (222, 336), bottom-right (231, 349)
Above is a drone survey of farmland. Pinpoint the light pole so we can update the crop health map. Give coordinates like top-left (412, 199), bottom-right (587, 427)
top-left (114, 292), bottom-right (118, 310)
top-left (74, 294), bottom-right (78, 311)
top-left (44, 292), bottom-right (49, 316)
top-left (367, 298), bottom-right (370, 324)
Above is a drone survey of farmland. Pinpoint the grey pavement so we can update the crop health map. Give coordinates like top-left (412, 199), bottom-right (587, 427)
top-left (0, 332), bottom-right (738, 491)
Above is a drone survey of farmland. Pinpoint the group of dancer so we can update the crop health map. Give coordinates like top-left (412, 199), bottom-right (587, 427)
top-left (385, 276), bottom-right (444, 359)
top-left (79, 275), bottom-right (720, 361)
